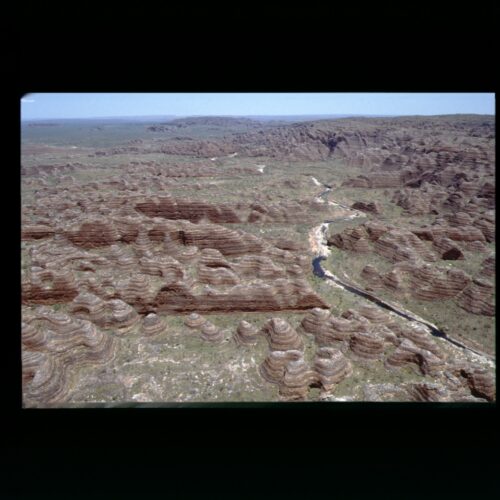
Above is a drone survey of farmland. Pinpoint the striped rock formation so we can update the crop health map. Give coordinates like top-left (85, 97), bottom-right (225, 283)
top-left (22, 311), bottom-right (116, 406)
top-left (22, 321), bottom-right (48, 350)
top-left (301, 309), bottom-right (366, 347)
top-left (441, 225), bottom-right (486, 243)
top-left (392, 189), bottom-right (431, 215)
top-left (198, 248), bottom-right (232, 268)
top-left (163, 232), bottom-right (180, 256)
top-left (463, 368), bottom-right (496, 401)
top-left (373, 229), bottom-right (438, 263)
top-left (232, 255), bottom-right (286, 279)
top-left (111, 216), bottom-right (141, 242)
top-left (70, 293), bottom-right (140, 332)
top-left (474, 213), bottom-right (495, 242)
top-left (22, 225), bottom-right (56, 240)
top-left (279, 358), bottom-right (318, 400)
top-left (184, 312), bottom-right (206, 328)
top-left (462, 240), bottom-right (488, 253)
top-left (27, 311), bottom-right (114, 361)
top-left (385, 339), bottom-right (445, 376)
top-left (300, 307), bottom-right (332, 336)
top-left (141, 313), bottom-right (166, 336)
top-left (407, 383), bottom-right (455, 402)
top-left (65, 218), bottom-right (120, 248)
top-left (328, 226), bottom-right (372, 253)
top-left (479, 254), bottom-right (495, 278)
top-left (233, 320), bottom-right (260, 346)
top-left (455, 278), bottom-right (495, 316)
top-left (118, 274), bottom-right (157, 304)
top-left (364, 221), bottom-right (390, 241)
top-left (173, 221), bottom-right (265, 256)
top-left (349, 331), bottom-right (385, 360)
top-left (200, 321), bottom-right (224, 343)
top-left (356, 304), bottom-right (397, 327)
top-left (139, 255), bottom-right (184, 281)
top-left (446, 211), bottom-right (474, 227)
top-left (176, 245), bottom-right (200, 263)
top-left (108, 245), bottom-right (136, 270)
top-left (409, 265), bottom-right (471, 301)
top-left (313, 347), bottom-right (353, 391)
top-left (22, 351), bottom-right (68, 406)
top-left (398, 324), bottom-right (445, 359)
top-left (350, 201), bottom-right (381, 214)
top-left (149, 278), bottom-right (328, 314)
top-left (22, 269), bottom-right (79, 304)
top-left (432, 237), bottom-right (464, 260)
top-left (262, 318), bottom-right (304, 351)
top-left (197, 265), bottom-right (240, 285)
top-left (259, 350), bottom-right (303, 384)
top-left (360, 265), bottom-right (385, 290)
top-left (133, 227), bottom-right (153, 256)
top-left (134, 196), bottom-right (242, 224)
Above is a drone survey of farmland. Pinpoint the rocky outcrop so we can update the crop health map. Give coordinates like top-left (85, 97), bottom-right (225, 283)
top-left (22, 269), bottom-right (79, 304)
top-left (407, 382), bottom-right (455, 402)
top-left (479, 254), bottom-right (495, 278)
top-left (260, 344), bottom-right (353, 400)
top-left (350, 201), bottom-right (381, 214)
top-left (360, 265), bottom-right (385, 290)
top-left (356, 304), bottom-right (396, 326)
top-left (22, 350), bottom-right (68, 406)
top-left (374, 229), bottom-right (438, 263)
top-left (260, 350), bottom-right (303, 384)
top-left (279, 358), bottom-right (318, 400)
top-left (135, 196), bottom-right (242, 224)
top-left (328, 226), bottom-right (372, 253)
top-left (385, 339), bottom-right (445, 375)
top-left (22, 225), bottom-right (56, 240)
top-left (175, 221), bottom-right (264, 257)
top-left (22, 309), bottom-right (116, 406)
top-left (233, 320), bottom-right (260, 346)
top-left (200, 321), bottom-right (224, 343)
top-left (474, 213), bottom-right (495, 242)
top-left (198, 265), bottom-right (240, 285)
top-left (141, 313), bottom-right (166, 336)
top-left (231, 255), bottom-right (286, 279)
top-left (464, 368), bottom-right (496, 401)
top-left (409, 265), bottom-right (471, 301)
top-left (301, 309), bottom-right (366, 346)
top-left (455, 278), bottom-right (495, 316)
top-left (313, 347), bottom-right (352, 390)
top-left (70, 293), bottom-right (140, 333)
top-left (65, 219), bottom-right (121, 248)
top-left (149, 278), bottom-right (328, 314)
top-left (184, 312), bottom-right (206, 328)
top-left (349, 331), bottom-right (385, 360)
top-left (140, 255), bottom-right (185, 281)
top-left (118, 274), bottom-right (157, 305)
top-left (397, 324), bottom-right (444, 358)
top-left (300, 307), bottom-right (332, 336)
top-left (262, 318), bottom-right (304, 351)
top-left (432, 237), bottom-right (464, 260)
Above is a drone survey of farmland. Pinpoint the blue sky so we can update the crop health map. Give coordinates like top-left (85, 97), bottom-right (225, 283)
top-left (21, 93), bottom-right (495, 120)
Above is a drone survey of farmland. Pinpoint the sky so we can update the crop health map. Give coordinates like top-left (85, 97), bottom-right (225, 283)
top-left (21, 93), bottom-right (495, 120)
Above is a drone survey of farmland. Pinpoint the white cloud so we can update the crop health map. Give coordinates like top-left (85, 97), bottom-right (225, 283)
top-left (21, 98), bottom-right (35, 103)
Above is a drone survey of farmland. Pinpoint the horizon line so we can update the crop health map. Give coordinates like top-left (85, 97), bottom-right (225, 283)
top-left (21, 112), bottom-right (495, 122)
